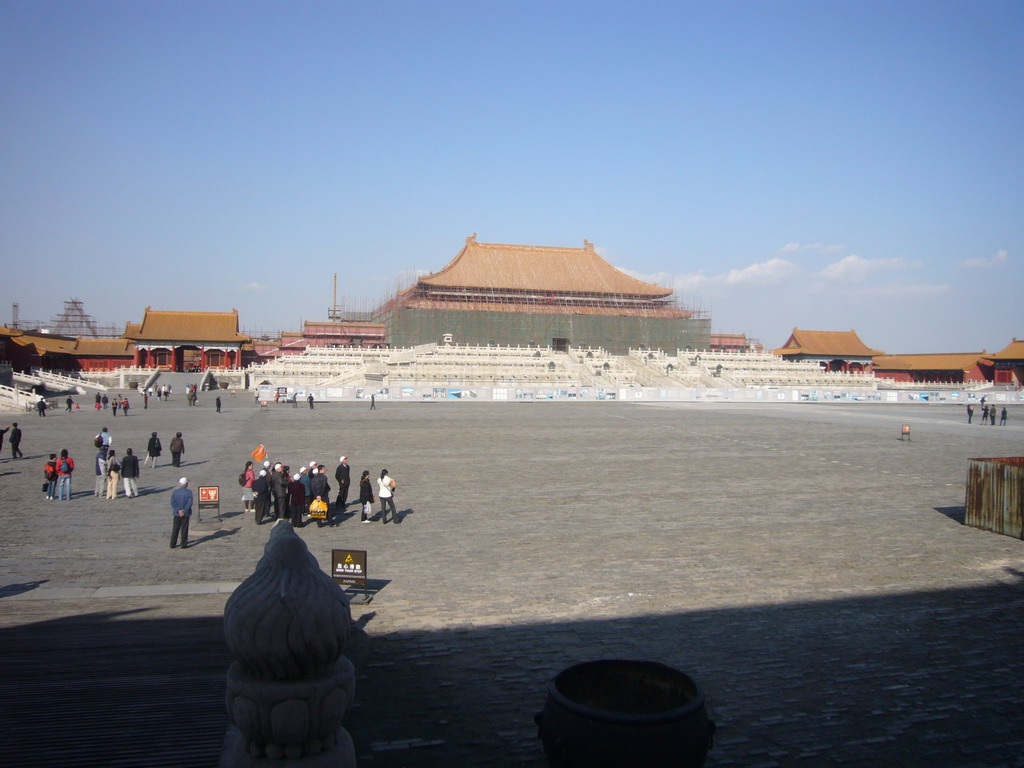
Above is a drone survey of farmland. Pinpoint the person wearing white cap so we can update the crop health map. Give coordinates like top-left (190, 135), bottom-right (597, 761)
top-left (252, 469), bottom-right (270, 525)
top-left (334, 456), bottom-right (351, 512)
top-left (170, 477), bottom-right (193, 549)
top-left (270, 463), bottom-right (287, 521)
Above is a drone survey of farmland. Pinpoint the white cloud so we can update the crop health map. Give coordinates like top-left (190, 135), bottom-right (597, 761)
top-left (776, 242), bottom-right (844, 256)
top-left (723, 257), bottom-right (800, 286)
top-left (816, 254), bottom-right (911, 283)
top-left (241, 282), bottom-right (268, 292)
top-left (848, 281), bottom-right (951, 298)
top-left (960, 249), bottom-right (1009, 268)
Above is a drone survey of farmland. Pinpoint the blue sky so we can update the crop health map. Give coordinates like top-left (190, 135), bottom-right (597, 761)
top-left (2, 1), bottom-right (1021, 353)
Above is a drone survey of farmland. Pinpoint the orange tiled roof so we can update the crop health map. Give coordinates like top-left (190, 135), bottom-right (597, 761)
top-left (125, 308), bottom-right (249, 343)
top-left (4, 328), bottom-right (78, 355)
top-left (774, 329), bottom-right (883, 357)
top-left (73, 338), bottom-right (135, 356)
top-left (872, 353), bottom-right (987, 372)
top-left (418, 235), bottom-right (672, 297)
top-left (988, 338), bottom-right (1024, 361)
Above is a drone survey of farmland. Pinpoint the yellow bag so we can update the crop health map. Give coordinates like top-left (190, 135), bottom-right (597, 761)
top-left (309, 498), bottom-right (328, 519)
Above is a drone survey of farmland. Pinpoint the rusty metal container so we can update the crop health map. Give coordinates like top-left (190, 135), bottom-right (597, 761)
top-left (965, 457), bottom-right (1024, 540)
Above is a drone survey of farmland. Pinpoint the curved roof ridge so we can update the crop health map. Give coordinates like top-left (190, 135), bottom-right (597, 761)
top-left (418, 235), bottom-right (671, 297)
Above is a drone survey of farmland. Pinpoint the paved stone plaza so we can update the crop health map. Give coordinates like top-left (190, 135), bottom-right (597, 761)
top-left (1, 393), bottom-right (1023, 767)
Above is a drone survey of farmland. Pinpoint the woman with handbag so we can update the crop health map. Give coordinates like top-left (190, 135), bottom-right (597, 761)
top-left (358, 471), bottom-right (374, 523)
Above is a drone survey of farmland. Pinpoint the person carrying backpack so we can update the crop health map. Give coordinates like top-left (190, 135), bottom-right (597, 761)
top-left (43, 454), bottom-right (58, 499)
top-left (55, 449), bottom-right (75, 501)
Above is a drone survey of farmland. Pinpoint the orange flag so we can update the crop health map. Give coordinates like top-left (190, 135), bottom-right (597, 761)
top-left (251, 444), bottom-right (267, 463)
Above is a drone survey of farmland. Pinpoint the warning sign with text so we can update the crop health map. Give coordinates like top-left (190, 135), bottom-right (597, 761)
top-left (332, 549), bottom-right (367, 587)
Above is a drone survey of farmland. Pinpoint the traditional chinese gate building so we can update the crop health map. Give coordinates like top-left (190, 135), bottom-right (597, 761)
top-left (987, 338), bottom-right (1024, 386)
top-left (124, 308), bottom-right (250, 371)
top-left (774, 328), bottom-right (883, 373)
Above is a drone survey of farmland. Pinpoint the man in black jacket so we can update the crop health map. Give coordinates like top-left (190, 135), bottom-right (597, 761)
top-left (120, 448), bottom-right (141, 498)
top-left (334, 456), bottom-right (351, 512)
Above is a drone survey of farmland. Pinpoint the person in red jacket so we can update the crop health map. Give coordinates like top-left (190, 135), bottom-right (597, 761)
top-left (55, 449), bottom-right (75, 500)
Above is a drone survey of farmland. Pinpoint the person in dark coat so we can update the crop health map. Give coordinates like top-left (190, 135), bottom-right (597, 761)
top-left (270, 463), bottom-right (288, 521)
top-left (145, 432), bottom-right (162, 468)
top-left (334, 456), bottom-right (351, 511)
top-left (252, 469), bottom-right (270, 525)
top-left (288, 473), bottom-right (306, 527)
top-left (358, 470), bottom-right (374, 523)
top-left (169, 432), bottom-right (184, 467)
top-left (120, 448), bottom-right (140, 498)
top-left (9, 423), bottom-right (23, 458)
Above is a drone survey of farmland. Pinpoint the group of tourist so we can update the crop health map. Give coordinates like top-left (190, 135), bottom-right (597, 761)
top-left (239, 455), bottom-right (399, 528)
top-left (36, 425), bottom-right (187, 501)
top-left (966, 399), bottom-right (1009, 425)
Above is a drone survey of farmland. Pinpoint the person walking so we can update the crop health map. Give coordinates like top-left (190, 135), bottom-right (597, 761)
top-left (94, 448), bottom-right (108, 497)
top-left (334, 456), bottom-right (351, 512)
top-left (145, 432), bottom-right (162, 468)
top-left (143, 391), bottom-right (149, 410)
top-left (1000, 407), bottom-right (1008, 426)
top-left (981, 405), bottom-right (989, 424)
top-left (112, 398), bottom-right (119, 416)
top-left (377, 468), bottom-right (397, 524)
top-left (0, 424), bottom-right (7, 455)
top-left (37, 398), bottom-right (47, 416)
top-left (169, 432), bottom-right (185, 467)
top-left (121, 448), bottom-right (140, 498)
top-left (94, 392), bottom-right (102, 410)
top-left (121, 397), bottom-right (130, 416)
top-left (990, 406), bottom-right (997, 425)
top-left (370, 394), bottom-right (376, 410)
top-left (102, 394), bottom-right (109, 410)
top-left (96, 427), bottom-right (112, 452)
top-left (307, 393), bottom-right (315, 409)
top-left (358, 470), bottom-right (374, 523)
top-left (105, 450), bottom-right (121, 499)
top-left (9, 423), bottom-right (23, 458)
top-left (170, 477), bottom-right (193, 549)
top-left (252, 469), bottom-right (270, 524)
top-left (43, 453), bottom-right (58, 500)
top-left (215, 396), bottom-right (222, 413)
top-left (288, 473), bottom-right (306, 527)
top-left (240, 460), bottom-right (256, 514)
top-left (66, 396), bottom-right (74, 412)
top-left (967, 404), bottom-right (974, 423)
top-left (56, 449), bottom-right (74, 500)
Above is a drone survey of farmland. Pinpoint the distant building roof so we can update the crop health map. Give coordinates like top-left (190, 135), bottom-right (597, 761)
top-left (872, 353), bottom-right (988, 372)
top-left (988, 337), bottom-right (1024, 361)
top-left (124, 308), bottom-right (249, 343)
top-left (418, 234), bottom-right (671, 297)
top-left (775, 329), bottom-right (884, 358)
top-left (1, 327), bottom-right (78, 355)
top-left (72, 337), bottom-right (135, 357)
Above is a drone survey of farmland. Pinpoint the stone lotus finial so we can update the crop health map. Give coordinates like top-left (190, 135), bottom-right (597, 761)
top-left (225, 523), bottom-right (351, 680)
top-left (221, 522), bottom-right (356, 766)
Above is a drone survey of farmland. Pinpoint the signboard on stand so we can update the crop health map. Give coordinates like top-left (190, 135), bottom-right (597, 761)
top-left (332, 548), bottom-right (370, 603)
top-left (196, 486), bottom-right (221, 524)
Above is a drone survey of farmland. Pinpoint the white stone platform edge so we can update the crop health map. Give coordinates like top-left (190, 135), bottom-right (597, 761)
top-left (0, 582), bottom-right (242, 601)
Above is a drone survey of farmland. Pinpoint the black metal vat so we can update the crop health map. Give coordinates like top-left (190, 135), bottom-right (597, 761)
top-left (536, 659), bottom-right (714, 767)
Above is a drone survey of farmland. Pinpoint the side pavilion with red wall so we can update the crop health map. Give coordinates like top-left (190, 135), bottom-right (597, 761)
top-left (773, 328), bottom-right (883, 373)
top-left (987, 338), bottom-right (1024, 386)
top-left (124, 308), bottom-right (250, 371)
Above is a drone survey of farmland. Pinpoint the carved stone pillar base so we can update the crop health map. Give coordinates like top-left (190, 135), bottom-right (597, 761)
top-left (219, 725), bottom-right (355, 768)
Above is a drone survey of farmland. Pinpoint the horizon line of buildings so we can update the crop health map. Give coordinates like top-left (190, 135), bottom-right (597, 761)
top-left (3, 235), bottom-right (1022, 386)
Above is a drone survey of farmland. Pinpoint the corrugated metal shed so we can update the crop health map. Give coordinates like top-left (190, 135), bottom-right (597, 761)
top-left (965, 457), bottom-right (1024, 540)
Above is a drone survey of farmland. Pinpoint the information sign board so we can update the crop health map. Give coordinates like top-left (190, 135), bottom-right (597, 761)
top-left (331, 549), bottom-right (367, 588)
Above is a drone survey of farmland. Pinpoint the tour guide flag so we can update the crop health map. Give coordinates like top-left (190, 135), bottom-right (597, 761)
top-left (251, 444), bottom-right (267, 463)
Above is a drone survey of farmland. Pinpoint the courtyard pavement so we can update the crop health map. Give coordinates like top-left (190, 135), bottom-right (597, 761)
top-left (1, 392), bottom-right (1023, 767)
